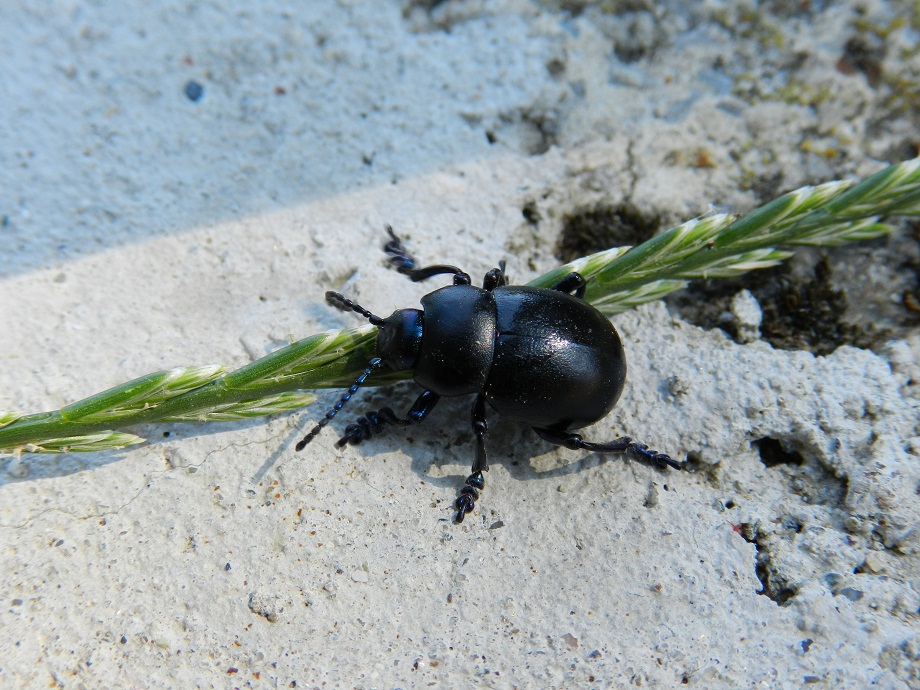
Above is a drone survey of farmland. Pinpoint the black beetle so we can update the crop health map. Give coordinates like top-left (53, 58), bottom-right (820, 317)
top-left (297, 227), bottom-right (682, 522)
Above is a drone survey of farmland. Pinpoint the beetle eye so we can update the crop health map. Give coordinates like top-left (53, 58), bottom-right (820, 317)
top-left (377, 308), bottom-right (423, 371)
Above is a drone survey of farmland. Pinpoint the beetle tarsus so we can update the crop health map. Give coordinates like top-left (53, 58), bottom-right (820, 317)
top-left (454, 471), bottom-right (484, 523)
top-left (336, 406), bottom-right (409, 446)
top-left (625, 442), bottom-right (683, 471)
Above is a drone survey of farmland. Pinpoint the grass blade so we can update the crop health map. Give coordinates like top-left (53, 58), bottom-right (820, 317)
top-left (2, 158), bottom-right (918, 454)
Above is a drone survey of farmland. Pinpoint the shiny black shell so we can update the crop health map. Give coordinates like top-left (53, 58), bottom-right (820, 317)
top-left (408, 284), bottom-right (626, 431)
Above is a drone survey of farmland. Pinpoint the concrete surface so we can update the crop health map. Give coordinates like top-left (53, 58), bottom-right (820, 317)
top-left (1, 1), bottom-right (918, 688)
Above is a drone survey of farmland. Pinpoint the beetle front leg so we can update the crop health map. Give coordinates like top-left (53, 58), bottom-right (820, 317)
top-left (337, 389), bottom-right (440, 446)
top-left (482, 261), bottom-right (507, 291)
top-left (454, 394), bottom-right (489, 523)
top-left (383, 225), bottom-right (472, 286)
top-left (533, 427), bottom-right (684, 471)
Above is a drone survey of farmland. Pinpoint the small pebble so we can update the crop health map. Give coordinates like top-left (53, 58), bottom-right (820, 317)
top-left (184, 80), bottom-right (204, 102)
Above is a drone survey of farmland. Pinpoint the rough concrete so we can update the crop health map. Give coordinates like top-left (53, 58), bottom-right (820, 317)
top-left (1, 1), bottom-right (918, 688)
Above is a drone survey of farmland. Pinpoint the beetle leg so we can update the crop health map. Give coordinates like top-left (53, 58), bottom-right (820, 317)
top-left (455, 395), bottom-right (489, 523)
top-left (549, 272), bottom-right (587, 299)
top-left (296, 358), bottom-right (387, 450)
top-left (337, 389), bottom-right (440, 446)
top-left (533, 427), bottom-right (683, 471)
top-left (454, 471), bottom-right (484, 524)
top-left (471, 394), bottom-right (489, 473)
top-left (482, 262), bottom-right (507, 291)
top-left (383, 225), bottom-right (472, 286)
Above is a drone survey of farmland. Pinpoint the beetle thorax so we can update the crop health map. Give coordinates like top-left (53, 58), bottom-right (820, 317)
top-left (413, 285), bottom-right (497, 397)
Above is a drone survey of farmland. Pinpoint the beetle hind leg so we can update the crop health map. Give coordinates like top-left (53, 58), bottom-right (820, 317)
top-left (533, 427), bottom-right (683, 471)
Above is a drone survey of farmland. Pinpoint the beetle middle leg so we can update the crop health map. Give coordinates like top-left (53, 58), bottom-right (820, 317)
top-left (533, 427), bottom-right (684, 471)
top-left (454, 394), bottom-right (489, 523)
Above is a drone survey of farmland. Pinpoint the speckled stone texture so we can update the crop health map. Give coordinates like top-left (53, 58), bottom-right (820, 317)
top-left (2, 1), bottom-right (918, 687)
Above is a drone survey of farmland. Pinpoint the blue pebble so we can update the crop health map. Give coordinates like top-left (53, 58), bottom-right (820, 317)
top-left (184, 80), bottom-right (204, 102)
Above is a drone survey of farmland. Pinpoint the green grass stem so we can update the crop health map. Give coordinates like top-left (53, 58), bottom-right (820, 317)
top-left (2, 158), bottom-right (918, 454)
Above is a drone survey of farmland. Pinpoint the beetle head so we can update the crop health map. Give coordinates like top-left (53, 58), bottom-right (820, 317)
top-left (376, 308), bottom-right (423, 371)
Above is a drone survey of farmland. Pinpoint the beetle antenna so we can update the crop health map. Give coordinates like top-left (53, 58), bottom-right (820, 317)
top-left (295, 357), bottom-right (386, 450)
top-left (326, 291), bottom-right (385, 326)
